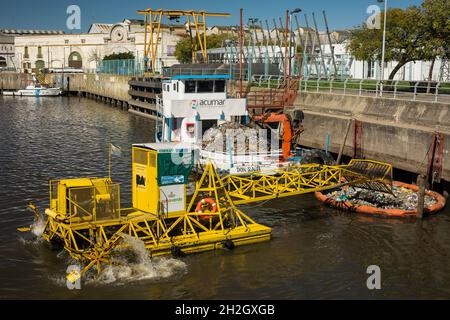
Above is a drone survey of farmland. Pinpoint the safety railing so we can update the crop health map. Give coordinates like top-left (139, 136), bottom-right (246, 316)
top-left (96, 59), bottom-right (145, 76)
top-left (162, 67), bottom-right (231, 77)
top-left (297, 78), bottom-right (450, 104)
top-left (49, 181), bottom-right (121, 223)
top-left (250, 75), bottom-right (450, 104)
top-left (94, 59), bottom-right (246, 79)
top-left (251, 75), bottom-right (285, 89)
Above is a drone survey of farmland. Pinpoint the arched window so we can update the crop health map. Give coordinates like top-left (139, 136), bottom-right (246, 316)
top-left (68, 51), bottom-right (82, 68)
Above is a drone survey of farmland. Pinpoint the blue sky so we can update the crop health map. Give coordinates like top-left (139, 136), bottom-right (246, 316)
top-left (0, 0), bottom-right (423, 32)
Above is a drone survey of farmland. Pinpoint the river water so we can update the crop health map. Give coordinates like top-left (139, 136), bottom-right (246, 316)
top-left (0, 96), bottom-right (449, 300)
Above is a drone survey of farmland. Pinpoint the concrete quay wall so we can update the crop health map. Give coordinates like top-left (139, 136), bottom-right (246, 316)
top-left (293, 92), bottom-right (450, 180)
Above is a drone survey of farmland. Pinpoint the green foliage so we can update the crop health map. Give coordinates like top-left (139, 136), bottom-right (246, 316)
top-left (347, 0), bottom-right (449, 79)
top-left (422, 0), bottom-right (450, 58)
top-left (175, 36), bottom-right (193, 64)
top-left (175, 34), bottom-right (237, 63)
top-left (103, 52), bottom-right (135, 61)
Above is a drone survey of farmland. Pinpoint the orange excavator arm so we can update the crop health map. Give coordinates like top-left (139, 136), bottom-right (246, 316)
top-left (252, 112), bottom-right (304, 161)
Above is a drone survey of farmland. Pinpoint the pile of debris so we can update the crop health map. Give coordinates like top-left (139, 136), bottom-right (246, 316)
top-left (326, 185), bottom-right (437, 211)
top-left (202, 122), bottom-right (269, 154)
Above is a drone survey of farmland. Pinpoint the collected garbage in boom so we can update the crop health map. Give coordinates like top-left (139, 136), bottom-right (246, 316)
top-left (325, 185), bottom-right (437, 211)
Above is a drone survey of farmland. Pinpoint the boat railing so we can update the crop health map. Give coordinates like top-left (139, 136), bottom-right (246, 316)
top-left (162, 67), bottom-right (230, 78)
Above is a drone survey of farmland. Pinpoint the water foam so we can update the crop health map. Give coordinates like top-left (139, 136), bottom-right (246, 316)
top-left (86, 235), bottom-right (187, 285)
top-left (30, 217), bottom-right (46, 237)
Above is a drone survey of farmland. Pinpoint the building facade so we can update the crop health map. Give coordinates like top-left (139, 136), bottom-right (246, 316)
top-left (0, 31), bottom-right (16, 70)
top-left (13, 19), bottom-right (186, 74)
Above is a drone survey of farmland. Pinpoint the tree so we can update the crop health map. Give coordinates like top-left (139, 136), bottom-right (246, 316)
top-left (103, 52), bottom-right (135, 61)
top-left (421, 0), bottom-right (450, 81)
top-left (175, 33), bottom-right (237, 63)
top-left (174, 36), bottom-right (193, 64)
top-left (347, 5), bottom-right (438, 80)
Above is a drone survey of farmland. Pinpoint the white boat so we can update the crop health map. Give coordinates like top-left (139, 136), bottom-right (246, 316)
top-left (3, 85), bottom-right (61, 97)
top-left (155, 73), bottom-right (293, 174)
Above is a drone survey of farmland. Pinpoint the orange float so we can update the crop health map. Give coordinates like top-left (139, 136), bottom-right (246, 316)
top-left (315, 181), bottom-right (446, 218)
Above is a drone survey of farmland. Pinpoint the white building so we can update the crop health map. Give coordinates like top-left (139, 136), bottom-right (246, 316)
top-left (0, 32), bottom-right (15, 70)
top-left (13, 19), bottom-right (186, 74)
top-left (320, 42), bottom-right (446, 81)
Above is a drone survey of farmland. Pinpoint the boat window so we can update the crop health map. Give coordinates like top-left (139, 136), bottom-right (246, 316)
top-left (173, 82), bottom-right (177, 92)
top-left (214, 80), bottom-right (225, 93)
top-left (185, 81), bottom-right (196, 93)
top-left (197, 81), bottom-right (214, 93)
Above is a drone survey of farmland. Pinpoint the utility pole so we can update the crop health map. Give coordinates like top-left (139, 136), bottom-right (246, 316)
top-left (248, 18), bottom-right (258, 82)
top-left (239, 8), bottom-right (243, 97)
top-left (284, 10), bottom-right (288, 85)
top-left (322, 10), bottom-right (338, 78)
top-left (312, 12), bottom-right (328, 78)
top-left (289, 8), bottom-right (302, 78)
top-left (379, 0), bottom-right (388, 97)
top-left (304, 14), bottom-right (319, 77)
top-left (294, 15), bottom-right (304, 78)
top-left (273, 18), bottom-right (283, 65)
top-left (265, 20), bottom-right (276, 62)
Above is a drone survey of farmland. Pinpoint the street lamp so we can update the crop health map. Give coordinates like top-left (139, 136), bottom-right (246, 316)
top-left (378, 0), bottom-right (388, 96)
top-left (289, 8), bottom-right (302, 78)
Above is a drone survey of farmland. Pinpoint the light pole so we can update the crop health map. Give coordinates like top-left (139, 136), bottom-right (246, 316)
top-left (289, 8), bottom-right (302, 78)
top-left (378, 0), bottom-right (388, 96)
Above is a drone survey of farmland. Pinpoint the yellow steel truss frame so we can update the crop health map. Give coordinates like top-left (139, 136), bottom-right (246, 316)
top-left (222, 160), bottom-right (393, 205)
top-left (41, 163), bottom-right (270, 283)
top-left (137, 9), bottom-right (231, 76)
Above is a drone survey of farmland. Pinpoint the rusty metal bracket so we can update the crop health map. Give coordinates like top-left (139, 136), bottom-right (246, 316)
top-left (353, 119), bottom-right (363, 159)
top-left (427, 132), bottom-right (445, 185)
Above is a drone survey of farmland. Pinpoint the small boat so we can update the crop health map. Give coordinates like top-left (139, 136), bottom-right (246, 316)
top-left (3, 84), bottom-right (61, 97)
top-left (3, 75), bottom-right (61, 97)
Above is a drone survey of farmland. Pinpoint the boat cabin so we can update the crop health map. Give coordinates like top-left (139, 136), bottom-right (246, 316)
top-left (159, 74), bottom-right (247, 144)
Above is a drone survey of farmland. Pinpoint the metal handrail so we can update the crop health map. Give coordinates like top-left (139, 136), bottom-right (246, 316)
top-left (278, 77), bottom-right (450, 104)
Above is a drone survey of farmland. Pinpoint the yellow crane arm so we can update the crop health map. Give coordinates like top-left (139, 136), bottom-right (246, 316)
top-left (137, 9), bottom-right (230, 17)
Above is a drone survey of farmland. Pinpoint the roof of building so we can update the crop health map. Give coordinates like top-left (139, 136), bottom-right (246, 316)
top-left (87, 23), bottom-right (114, 34)
top-left (0, 33), bottom-right (14, 44)
top-left (0, 29), bottom-right (65, 35)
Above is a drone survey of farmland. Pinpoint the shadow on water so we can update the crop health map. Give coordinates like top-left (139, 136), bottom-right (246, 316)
top-left (0, 96), bottom-right (449, 299)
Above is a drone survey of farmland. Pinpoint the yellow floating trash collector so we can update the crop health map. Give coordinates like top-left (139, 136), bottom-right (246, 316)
top-left (23, 142), bottom-right (272, 282)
